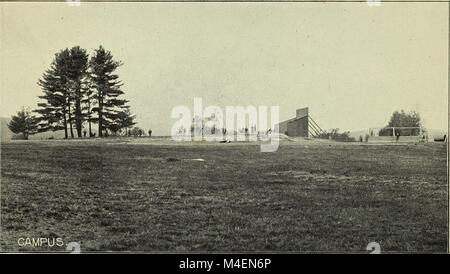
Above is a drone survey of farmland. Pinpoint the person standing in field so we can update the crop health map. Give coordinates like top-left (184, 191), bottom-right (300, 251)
top-left (148, 129), bottom-right (152, 137)
top-left (396, 131), bottom-right (400, 142)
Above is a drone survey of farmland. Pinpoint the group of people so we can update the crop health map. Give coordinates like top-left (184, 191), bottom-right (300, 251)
top-left (81, 129), bottom-right (153, 137)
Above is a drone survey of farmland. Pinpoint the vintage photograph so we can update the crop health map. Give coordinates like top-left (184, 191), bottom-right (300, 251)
top-left (0, 1), bottom-right (448, 254)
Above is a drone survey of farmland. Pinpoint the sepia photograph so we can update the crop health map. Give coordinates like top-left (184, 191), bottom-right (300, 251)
top-left (0, 0), bottom-right (448, 257)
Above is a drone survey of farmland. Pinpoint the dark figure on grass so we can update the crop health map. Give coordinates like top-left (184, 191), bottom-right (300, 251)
top-left (83, 129), bottom-right (87, 138)
top-left (148, 129), bottom-right (152, 137)
top-left (396, 131), bottom-right (400, 142)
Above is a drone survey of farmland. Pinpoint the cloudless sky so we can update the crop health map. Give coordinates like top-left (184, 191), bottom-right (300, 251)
top-left (1, 2), bottom-right (448, 135)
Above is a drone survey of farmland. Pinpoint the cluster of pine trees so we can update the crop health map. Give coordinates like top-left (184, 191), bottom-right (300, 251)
top-left (34, 45), bottom-right (135, 138)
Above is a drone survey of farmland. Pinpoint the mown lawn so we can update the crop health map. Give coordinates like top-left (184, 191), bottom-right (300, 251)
top-left (0, 139), bottom-right (447, 252)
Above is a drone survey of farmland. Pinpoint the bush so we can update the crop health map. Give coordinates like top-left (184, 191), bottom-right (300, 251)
top-left (130, 127), bottom-right (144, 137)
top-left (318, 129), bottom-right (355, 142)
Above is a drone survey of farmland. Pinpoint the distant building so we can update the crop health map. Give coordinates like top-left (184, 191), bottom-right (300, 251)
top-left (277, 107), bottom-right (309, 137)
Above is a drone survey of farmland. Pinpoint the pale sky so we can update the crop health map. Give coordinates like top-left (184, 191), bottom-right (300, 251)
top-left (0, 2), bottom-right (448, 135)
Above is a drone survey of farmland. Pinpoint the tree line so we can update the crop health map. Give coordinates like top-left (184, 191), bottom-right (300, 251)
top-left (8, 45), bottom-right (137, 139)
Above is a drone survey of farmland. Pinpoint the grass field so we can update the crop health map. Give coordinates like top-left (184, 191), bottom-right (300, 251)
top-left (0, 138), bottom-right (447, 253)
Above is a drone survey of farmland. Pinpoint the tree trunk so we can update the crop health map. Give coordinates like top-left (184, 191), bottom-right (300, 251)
top-left (75, 84), bottom-right (82, 138)
top-left (69, 118), bottom-right (74, 138)
top-left (62, 106), bottom-right (68, 139)
top-left (88, 113), bottom-right (92, 137)
top-left (98, 97), bottom-right (103, 137)
top-left (67, 99), bottom-right (74, 138)
top-left (75, 99), bottom-right (82, 138)
top-left (87, 99), bottom-right (92, 137)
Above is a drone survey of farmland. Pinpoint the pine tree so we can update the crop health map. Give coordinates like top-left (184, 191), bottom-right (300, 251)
top-left (8, 107), bottom-right (38, 140)
top-left (116, 107), bottom-right (136, 135)
top-left (67, 46), bottom-right (89, 138)
top-left (36, 47), bottom-right (89, 138)
top-left (89, 46), bottom-right (128, 137)
top-left (36, 49), bottom-right (71, 138)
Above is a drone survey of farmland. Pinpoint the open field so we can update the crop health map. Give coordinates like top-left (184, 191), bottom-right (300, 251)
top-left (0, 138), bottom-right (447, 253)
